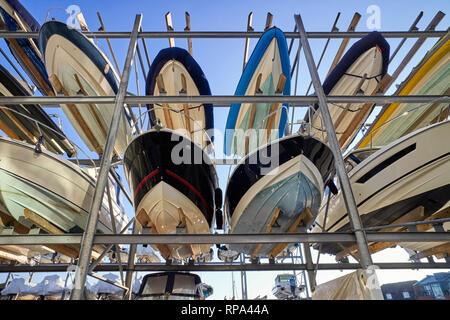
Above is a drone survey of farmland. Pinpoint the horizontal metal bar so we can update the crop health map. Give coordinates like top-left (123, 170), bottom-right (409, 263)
top-left (70, 158), bottom-right (240, 166)
top-left (0, 30), bottom-right (446, 39)
top-left (88, 272), bottom-right (129, 291)
top-left (0, 262), bottom-right (448, 273)
top-left (214, 158), bottom-right (240, 165)
top-left (1, 95), bottom-right (448, 106)
top-left (0, 232), bottom-right (448, 245)
top-left (67, 158), bottom-right (122, 167)
top-left (365, 218), bottom-right (450, 231)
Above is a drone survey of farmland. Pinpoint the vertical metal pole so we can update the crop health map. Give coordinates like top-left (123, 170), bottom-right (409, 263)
top-left (70, 14), bottom-right (142, 300)
top-left (311, 189), bottom-right (332, 285)
top-left (294, 14), bottom-right (373, 269)
top-left (302, 243), bottom-right (316, 293)
top-left (139, 26), bottom-right (151, 70)
top-left (239, 254), bottom-right (248, 299)
top-left (4, 271), bottom-right (13, 287)
top-left (289, 40), bottom-right (301, 134)
top-left (231, 270), bottom-right (236, 299)
top-left (124, 222), bottom-right (139, 300)
top-left (298, 246), bottom-right (309, 299)
top-left (61, 270), bottom-right (71, 300)
top-left (136, 44), bottom-right (147, 79)
top-left (105, 179), bottom-right (125, 285)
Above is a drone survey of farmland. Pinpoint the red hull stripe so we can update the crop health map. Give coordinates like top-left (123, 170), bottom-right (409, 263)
top-left (165, 169), bottom-right (211, 213)
top-left (134, 169), bottom-right (160, 199)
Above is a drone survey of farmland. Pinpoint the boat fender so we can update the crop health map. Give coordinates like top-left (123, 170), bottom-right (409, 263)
top-left (327, 180), bottom-right (338, 195)
top-left (214, 188), bottom-right (223, 208)
top-left (215, 209), bottom-right (223, 230)
top-left (214, 188), bottom-right (223, 229)
top-left (34, 135), bottom-right (44, 154)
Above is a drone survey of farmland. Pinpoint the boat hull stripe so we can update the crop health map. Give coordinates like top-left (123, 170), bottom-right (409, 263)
top-left (165, 169), bottom-right (211, 214)
top-left (133, 169), bottom-right (160, 200)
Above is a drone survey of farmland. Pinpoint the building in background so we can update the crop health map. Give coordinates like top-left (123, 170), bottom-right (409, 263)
top-left (413, 272), bottom-right (450, 300)
top-left (381, 281), bottom-right (416, 300)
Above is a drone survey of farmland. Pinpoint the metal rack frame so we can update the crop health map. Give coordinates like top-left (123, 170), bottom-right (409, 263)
top-left (0, 12), bottom-right (449, 300)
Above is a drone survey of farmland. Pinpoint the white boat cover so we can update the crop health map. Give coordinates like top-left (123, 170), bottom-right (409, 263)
top-left (132, 276), bottom-right (142, 294)
top-left (312, 269), bottom-right (384, 300)
top-left (28, 275), bottom-right (70, 297)
top-left (136, 245), bottom-right (160, 262)
top-left (1, 278), bottom-right (36, 295)
top-left (91, 273), bottom-right (124, 296)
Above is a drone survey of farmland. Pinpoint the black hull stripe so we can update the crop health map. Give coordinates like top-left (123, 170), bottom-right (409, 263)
top-left (326, 151), bottom-right (450, 232)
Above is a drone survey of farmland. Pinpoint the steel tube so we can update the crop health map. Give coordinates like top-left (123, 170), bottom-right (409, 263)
top-left (0, 95), bottom-right (447, 105)
top-left (70, 14), bottom-right (142, 300)
top-left (0, 262), bottom-right (448, 273)
top-left (364, 217), bottom-right (450, 231)
top-left (0, 30), bottom-right (446, 39)
top-left (124, 222), bottom-right (139, 300)
top-left (87, 218), bottom-right (135, 274)
top-left (0, 232), bottom-right (448, 245)
top-left (295, 14), bottom-right (373, 269)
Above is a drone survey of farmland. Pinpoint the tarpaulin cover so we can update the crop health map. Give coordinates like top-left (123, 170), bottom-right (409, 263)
top-left (312, 269), bottom-right (384, 300)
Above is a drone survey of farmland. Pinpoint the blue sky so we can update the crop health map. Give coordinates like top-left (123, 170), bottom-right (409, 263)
top-left (0, 0), bottom-right (449, 299)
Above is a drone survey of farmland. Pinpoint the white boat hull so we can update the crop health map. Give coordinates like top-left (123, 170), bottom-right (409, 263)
top-left (136, 181), bottom-right (212, 261)
top-left (43, 31), bottom-right (131, 155)
top-left (0, 137), bottom-right (128, 234)
top-left (313, 120), bottom-right (450, 255)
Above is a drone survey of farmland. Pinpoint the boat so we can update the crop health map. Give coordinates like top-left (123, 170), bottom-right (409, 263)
top-left (0, 207), bottom-right (75, 262)
top-left (124, 129), bottom-right (221, 261)
top-left (107, 244), bottom-right (161, 264)
top-left (1, 278), bottom-right (37, 300)
top-left (0, 244), bottom-right (52, 264)
top-left (27, 275), bottom-right (70, 300)
top-left (0, 136), bottom-right (129, 250)
top-left (357, 34), bottom-right (449, 149)
top-left (131, 276), bottom-right (142, 299)
top-left (272, 274), bottom-right (304, 300)
top-left (221, 27), bottom-right (330, 260)
top-left (135, 244), bottom-right (161, 263)
top-left (0, 0), bottom-right (54, 95)
top-left (135, 272), bottom-right (204, 300)
top-left (224, 27), bottom-right (291, 156)
top-left (200, 283), bottom-right (213, 299)
top-left (91, 273), bottom-right (124, 300)
top-left (304, 31), bottom-right (390, 151)
top-left (312, 120), bottom-right (450, 257)
top-left (224, 133), bottom-right (335, 258)
top-left (311, 269), bottom-right (383, 300)
top-left (145, 47), bottom-right (214, 148)
top-left (39, 20), bottom-right (132, 155)
top-left (0, 63), bottom-right (75, 156)
top-left (124, 47), bottom-right (221, 262)
top-left (0, 227), bottom-right (55, 265)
